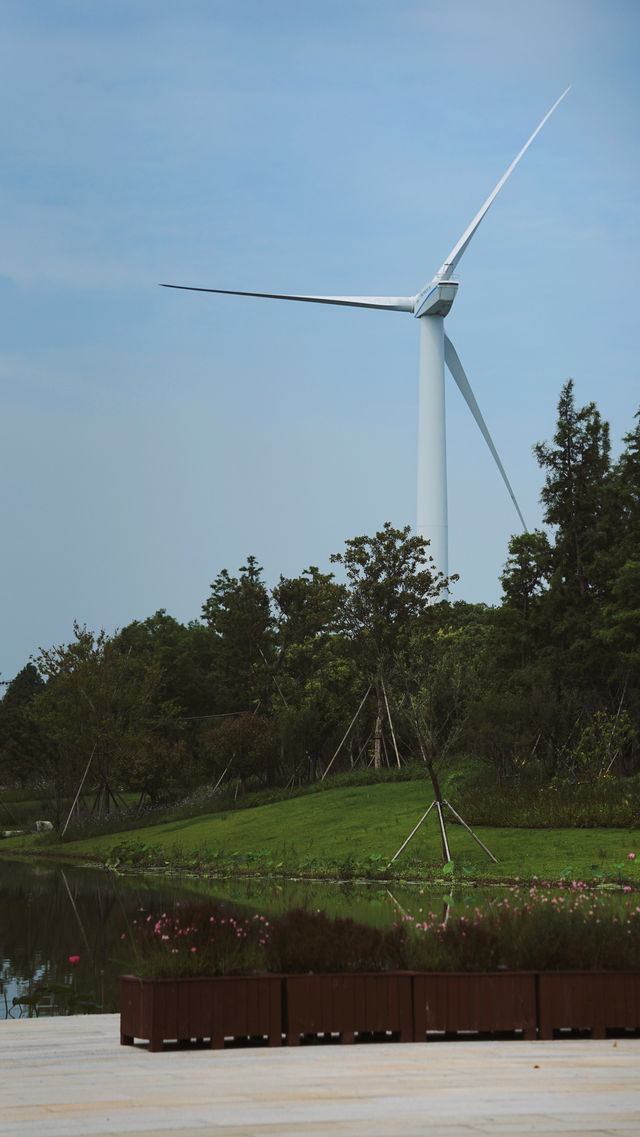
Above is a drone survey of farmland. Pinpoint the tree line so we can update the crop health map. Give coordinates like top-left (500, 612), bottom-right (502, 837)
top-left (1, 380), bottom-right (638, 821)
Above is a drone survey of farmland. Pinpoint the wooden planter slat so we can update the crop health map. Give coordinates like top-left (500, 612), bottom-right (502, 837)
top-left (537, 972), bottom-right (640, 1040)
top-left (284, 972), bottom-right (414, 1045)
top-left (413, 973), bottom-right (537, 1040)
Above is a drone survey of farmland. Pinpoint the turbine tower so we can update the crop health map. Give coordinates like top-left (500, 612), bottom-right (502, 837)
top-left (162, 88), bottom-right (570, 577)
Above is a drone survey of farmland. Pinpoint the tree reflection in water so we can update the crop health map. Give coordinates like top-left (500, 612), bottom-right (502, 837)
top-left (0, 860), bottom-right (483, 1017)
top-left (0, 860), bottom-right (220, 1017)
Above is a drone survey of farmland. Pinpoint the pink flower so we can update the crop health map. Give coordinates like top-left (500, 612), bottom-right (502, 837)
top-left (628, 853), bottom-right (636, 861)
top-left (68, 955), bottom-right (80, 966)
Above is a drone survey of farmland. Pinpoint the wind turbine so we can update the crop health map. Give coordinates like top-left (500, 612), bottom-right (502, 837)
top-left (161, 88), bottom-right (570, 578)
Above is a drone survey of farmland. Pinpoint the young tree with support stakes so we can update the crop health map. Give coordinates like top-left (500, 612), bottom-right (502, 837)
top-left (329, 523), bottom-right (496, 865)
top-left (329, 522), bottom-right (451, 771)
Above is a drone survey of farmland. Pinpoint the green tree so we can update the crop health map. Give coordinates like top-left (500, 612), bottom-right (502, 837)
top-left (500, 530), bottom-right (552, 620)
top-left (199, 713), bottom-right (279, 789)
top-left (116, 610), bottom-right (215, 719)
top-left (272, 567), bottom-right (343, 662)
top-left (559, 707), bottom-right (635, 785)
top-left (28, 624), bottom-right (181, 822)
top-left (270, 567), bottom-right (353, 779)
top-left (600, 560), bottom-right (640, 674)
top-left (201, 557), bottom-right (274, 714)
top-left (597, 559), bottom-right (640, 768)
top-left (500, 529), bottom-right (553, 669)
top-left (496, 386), bottom-right (640, 776)
top-left (330, 522), bottom-right (451, 769)
top-left (1, 663), bottom-right (44, 707)
top-left (0, 663), bottom-right (45, 786)
top-left (528, 380), bottom-right (612, 716)
top-left (407, 605), bottom-right (497, 766)
top-left (607, 411), bottom-right (640, 569)
top-left (534, 379), bottom-right (611, 601)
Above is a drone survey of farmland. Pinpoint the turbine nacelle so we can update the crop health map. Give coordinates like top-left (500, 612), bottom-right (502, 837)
top-left (413, 281), bottom-right (458, 319)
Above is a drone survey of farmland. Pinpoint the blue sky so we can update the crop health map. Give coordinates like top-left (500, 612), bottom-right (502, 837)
top-left (2, 0), bottom-right (639, 682)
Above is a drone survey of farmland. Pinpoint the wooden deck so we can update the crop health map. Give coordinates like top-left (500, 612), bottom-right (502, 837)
top-left (1, 1013), bottom-right (640, 1135)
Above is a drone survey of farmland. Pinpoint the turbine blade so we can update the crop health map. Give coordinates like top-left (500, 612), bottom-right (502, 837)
top-left (434, 87), bottom-right (571, 282)
top-left (160, 284), bottom-right (414, 312)
top-left (444, 334), bottom-right (527, 530)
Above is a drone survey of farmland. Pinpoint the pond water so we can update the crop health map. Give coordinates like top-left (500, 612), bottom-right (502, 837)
top-left (0, 857), bottom-right (498, 1018)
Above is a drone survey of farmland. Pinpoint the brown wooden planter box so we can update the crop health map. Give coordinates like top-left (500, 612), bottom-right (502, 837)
top-left (120, 974), bottom-right (283, 1052)
top-left (121, 970), bottom-right (640, 1052)
top-left (284, 972), bottom-right (414, 1044)
top-left (537, 971), bottom-right (640, 1039)
top-left (413, 972), bottom-right (537, 1040)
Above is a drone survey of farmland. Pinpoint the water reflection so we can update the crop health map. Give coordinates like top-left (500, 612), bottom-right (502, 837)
top-left (0, 858), bottom-right (492, 1018)
top-left (0, 860), bottom-right (199, 1018)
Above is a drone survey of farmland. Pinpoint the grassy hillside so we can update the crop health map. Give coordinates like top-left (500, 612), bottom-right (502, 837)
top-left (3, 781), bottom-right (639, 884)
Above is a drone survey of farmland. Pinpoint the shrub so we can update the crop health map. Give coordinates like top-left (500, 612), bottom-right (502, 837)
top-left (403, 882), bottom-right (640, 971)
top-left (452, 775), bottom-right (640, 828)
top-left (121, 884), bottom-right (640, 979)
top-left (264, 908), bottom-right (406, 973)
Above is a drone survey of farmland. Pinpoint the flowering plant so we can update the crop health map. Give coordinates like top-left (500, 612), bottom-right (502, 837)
top-left (121, 901), bottom-right (271, 979)
top-left (121, 884), bottom-right (640, 980)
top-left (401, 881), bottom-right (640, 972)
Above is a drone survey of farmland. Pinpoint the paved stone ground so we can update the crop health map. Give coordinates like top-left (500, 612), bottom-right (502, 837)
top-left (2, 1015), bottom-right (640, 1136)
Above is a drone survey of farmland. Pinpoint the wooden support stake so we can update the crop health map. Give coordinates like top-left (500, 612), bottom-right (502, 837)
top-left (62, 744), bottom-right (96, 837)
top-left (435, 799), bottom-right (452, 863)
top-left (321, 686), bottom-right (371, 781)
top-left (381, 676), bottom-right (402, 769)
top-left (387, 800), bottom-right (436, 866)
top-left (443, 799), bottom-right (499, 863)
top-left (211, 765), bottom-right (229, 795)
top-left (386, 796), bottom-right (498, 869)
top-left (60, 869), bottom-right (92, 956)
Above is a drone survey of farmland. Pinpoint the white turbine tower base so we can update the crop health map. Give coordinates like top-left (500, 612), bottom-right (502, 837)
top-left (161, 88), bottom-right (570, 578)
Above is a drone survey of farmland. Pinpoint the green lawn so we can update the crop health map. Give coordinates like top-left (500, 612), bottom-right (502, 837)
top-left (3, 782), bottom-right (639, 884)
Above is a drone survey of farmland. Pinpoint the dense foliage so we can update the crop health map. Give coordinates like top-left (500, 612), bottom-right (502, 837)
top-left (1, 382), bottom-right (639, 826)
